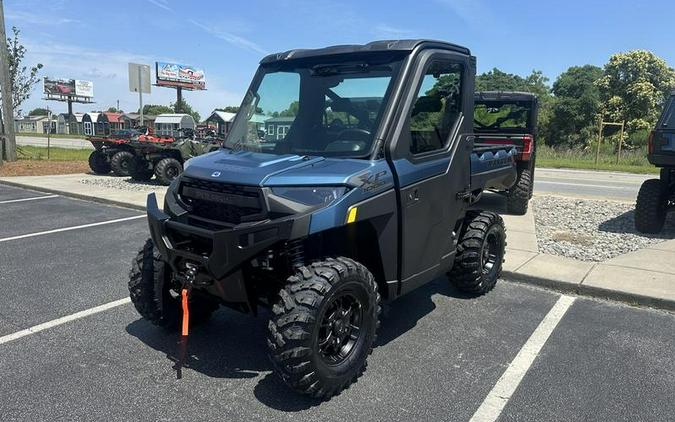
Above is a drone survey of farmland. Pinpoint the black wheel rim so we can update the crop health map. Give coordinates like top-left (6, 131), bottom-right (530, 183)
top-left (166, 165), bottom-right (180, 180)
top-left (318, 292), bottom-right (363, 365)
top-left (481, 230), bottom-right (501, 275)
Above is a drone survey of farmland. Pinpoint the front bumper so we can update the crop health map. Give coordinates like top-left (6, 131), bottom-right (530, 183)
top-left (146, 193), bottom-right (308, 280)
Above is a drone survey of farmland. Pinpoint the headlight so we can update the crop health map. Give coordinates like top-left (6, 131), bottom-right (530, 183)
top-left (271, 186), bottom-right (347, 206)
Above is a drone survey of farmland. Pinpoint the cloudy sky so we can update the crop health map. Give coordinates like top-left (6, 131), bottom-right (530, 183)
top-left (5, 0), bottom-right (675, 119)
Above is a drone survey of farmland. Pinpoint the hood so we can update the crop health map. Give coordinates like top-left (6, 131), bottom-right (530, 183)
top-left (182, 149), bottom-right (374, 187)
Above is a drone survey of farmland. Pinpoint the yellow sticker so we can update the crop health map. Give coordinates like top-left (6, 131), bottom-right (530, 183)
top-left (347, 207), bottom-right (358, 224)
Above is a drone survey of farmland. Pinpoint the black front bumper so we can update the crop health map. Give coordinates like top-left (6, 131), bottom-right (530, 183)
top-left (146, 193), bottom-right (308, 280)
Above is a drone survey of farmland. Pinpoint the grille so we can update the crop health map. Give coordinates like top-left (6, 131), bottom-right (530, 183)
top-left (179, 177), bottom-right (265, 225)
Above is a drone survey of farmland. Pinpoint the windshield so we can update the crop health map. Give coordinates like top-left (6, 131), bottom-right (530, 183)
top-left (224, 54), bottom-right (404, 157)
top-left (661, 97), bottom-right (675, 128)
top-left (474, 100), bottom-right (533, 132)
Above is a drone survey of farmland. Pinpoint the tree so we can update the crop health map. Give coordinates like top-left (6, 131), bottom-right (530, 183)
top-left (107, 106), bottom-right (121, 113)
top-left (548, 65), bottom-right (603, 146)
top-left (28, 107), bottom-right (50, 116)
top-left (597, 50), bottom-right (675, 132)
top-left (271, 101), bottom-right (299, 118)
top-left (217, 106), bottom-right (240, 113)
top-left (4, 27), bottom-right (43, 116)
top-left (172, 98), bottom-right (200, 123)
top-left (140, 104), bottom-right (174, 116)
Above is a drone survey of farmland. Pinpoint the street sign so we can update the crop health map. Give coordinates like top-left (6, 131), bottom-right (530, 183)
top-left (128, 63), bottom-right (151, 94)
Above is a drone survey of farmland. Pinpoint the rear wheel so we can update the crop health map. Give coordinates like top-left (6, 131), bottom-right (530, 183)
top-left (129, 156), bottom-right (153, 181)
top-left (88, 150), bottom-right (110, 174)
top-left (635, 179), bottom-right (667, 234)
top-left (110, 151), bottom-right (134, 176)
top-left (448, 210), bottom-right (506, 295)
top-left (128, 238), bottom-right (217, 329)
top-left (155, 158), bottom-right (183, 185)
top-left (267, 257), bottom-right (380, 399)
top-left (506, 168), bottom-right (532, 215)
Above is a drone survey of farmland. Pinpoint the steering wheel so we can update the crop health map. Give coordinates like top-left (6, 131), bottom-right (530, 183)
top-left (335, 128), bottom-right (371, 142)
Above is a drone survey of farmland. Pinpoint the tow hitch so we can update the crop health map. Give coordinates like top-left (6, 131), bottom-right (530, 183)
top-left (173, 262), bottom-right (198, 379)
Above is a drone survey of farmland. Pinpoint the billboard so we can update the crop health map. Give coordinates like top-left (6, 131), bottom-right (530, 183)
top-left (43, 77), bottom-right (94, 98)
top-left (156, 62), bottom-right (206, 90)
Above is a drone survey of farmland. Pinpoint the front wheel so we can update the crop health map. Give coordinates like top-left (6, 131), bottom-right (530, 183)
top-left (110, 151), bottom-right (134, 177)
top-left (129, 156), bottom-right (154, 181)
top-left (448, 210), bottom-right (506, 295)
top-left (267, 257), bottom-right (380, 399)
top-left (88, 150), bottom-right (110, 174)
top-left (155, 158), bottom-right (183, 185)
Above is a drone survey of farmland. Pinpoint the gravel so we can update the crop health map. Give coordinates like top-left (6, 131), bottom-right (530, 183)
top-left (79, 176), bottom-right (165, 191)
top-left (533, 196), bottom-right (675, 262)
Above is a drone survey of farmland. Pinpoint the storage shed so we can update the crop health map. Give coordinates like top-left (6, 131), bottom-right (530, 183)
top-left (205, 110), bottom-right (236, 137)
top-left (154, 113), bottom-right (195, 137)
top-left (82, 112), bottom-right (111, 136)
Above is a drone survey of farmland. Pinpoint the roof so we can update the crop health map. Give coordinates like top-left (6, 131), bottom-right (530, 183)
top-left (103, 112), bottom-right (123, 123)
top-left (265, 116), bottom-right (296, 123)
top-left (250, 113), bottom-right (267, 123)
top-left (155, 113), bottom-right (194, 124)
top-left (121, 113), bottom-right (157, 121)
top-left (261, 39), bottom-right (470, 64)
top-left (207, 110), bottom-right (237, 123)
top-left (475, 91), bottom-right (538, 102)
top-left (74, 113), bottom-right (84, 123)
top-left (85, 112), bottom-right (100, 122)
top-left (15, 115), bottom-right (49, 122)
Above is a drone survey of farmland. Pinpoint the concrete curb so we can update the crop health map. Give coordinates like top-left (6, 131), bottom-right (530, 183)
top-left (0, 179), bottom-right (147, 212)
top-left (503, 269), bottom-right (675, 312)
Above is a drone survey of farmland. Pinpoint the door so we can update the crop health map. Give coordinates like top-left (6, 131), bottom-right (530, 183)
top-left (388, 50), bottom-right (474, 294)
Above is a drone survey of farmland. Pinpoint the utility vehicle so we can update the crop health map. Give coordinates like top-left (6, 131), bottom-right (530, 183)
top-left (635, 92), bottom-right (675, 233)
top-left (128, 39), bottom-right (517, 399)
top-left (474, 91), bottom-right (538, 214)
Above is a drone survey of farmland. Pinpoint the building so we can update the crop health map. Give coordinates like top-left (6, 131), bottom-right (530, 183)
top-left (264, 116), bottom-right (295, 141)
top-left (103, 112), bottom-right (124, 132)
top-left (82, 112), bottom-right (111, 136)
top-left (154, 114), bottom-right (195, 137)
top-left (55, 113), bottom-right (84, 135)
top-left (14, 115), bottom-right (54, 134)
top-left (205, 110), bottom-right (236, 137)
top-left (120, 113), bottom-right (156, 129)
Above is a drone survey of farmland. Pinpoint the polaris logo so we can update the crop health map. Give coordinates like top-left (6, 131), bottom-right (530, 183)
top-left (211, 171), bottom-right (221, 177)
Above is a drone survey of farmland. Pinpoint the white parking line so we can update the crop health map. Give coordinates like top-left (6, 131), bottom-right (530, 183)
top-left (0, 298), bottom-right (131, 346)
top-left (470, 295), bottom-right (576, 422)
top-left (0, 194), bottom-right (59, 204)
top-left (0, 215), bottom-right (145, 243)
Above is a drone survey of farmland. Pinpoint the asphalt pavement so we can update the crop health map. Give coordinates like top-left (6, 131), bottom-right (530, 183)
top-left (534, 168), bottom-right (652, 202)
top-left (0, 183), bottom-right (673, 421)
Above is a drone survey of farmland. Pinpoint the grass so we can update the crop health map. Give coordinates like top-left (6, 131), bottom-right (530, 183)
top-left (17, 132), bottom-right (86, 139)
top-left (536, 144), bottom-right (659, 174)
top-left (16, 145), bottom-right (91, 161)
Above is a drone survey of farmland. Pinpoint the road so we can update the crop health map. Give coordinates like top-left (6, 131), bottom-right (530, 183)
top-left (534, 168), bottom-right (653, 202)
top-left (1, 183), bottom-right (674, 421)
top-left (17, 135), bottom-right (93, 150)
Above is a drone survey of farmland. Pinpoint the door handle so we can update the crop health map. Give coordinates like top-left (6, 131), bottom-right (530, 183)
top-left (407, 188), bottom-right (419, 202)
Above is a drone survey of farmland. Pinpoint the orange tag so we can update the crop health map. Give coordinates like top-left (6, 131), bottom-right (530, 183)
top-left (181, 288), bottom-right (189, 336)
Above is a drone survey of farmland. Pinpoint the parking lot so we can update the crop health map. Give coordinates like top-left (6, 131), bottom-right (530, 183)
top-left (0, 183), bottom-right (674, 421)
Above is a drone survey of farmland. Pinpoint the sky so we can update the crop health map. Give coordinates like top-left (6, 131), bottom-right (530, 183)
top-left (5, 0), bottom-right (675, 119)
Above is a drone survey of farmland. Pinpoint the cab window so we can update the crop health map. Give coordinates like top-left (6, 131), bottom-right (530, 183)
top-left (409, 61), bottom-right (463, 155)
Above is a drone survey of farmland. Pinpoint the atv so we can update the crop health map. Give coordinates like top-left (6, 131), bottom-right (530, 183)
top-left (87, 128), bottom-right (143, 176)
top-left (127, 129), bottom-right (222, 185)
top-left (635, 92), bottom-right (675, 233)
top-left (128, 39), bottom-right (518, 399)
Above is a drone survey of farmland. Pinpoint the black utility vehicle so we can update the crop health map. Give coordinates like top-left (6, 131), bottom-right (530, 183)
top-left (474, 91), bottom-right (538, 214)
top-left (128, 40), bottom-right (517, 399)
top-left (635, 92), bottom-right (675, 233)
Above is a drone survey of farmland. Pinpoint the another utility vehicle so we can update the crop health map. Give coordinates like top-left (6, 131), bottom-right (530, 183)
top-left (474, 91), bottom-right (538, 214)
top-left (87, 129), bottom-right (143, 176)
top-left (128, 40), bottom-right (517, 399)
top-left (635, 92), bottom-right (675, 233)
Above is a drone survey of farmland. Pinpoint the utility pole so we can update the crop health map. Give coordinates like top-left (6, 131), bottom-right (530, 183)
top-left (0, 0), bottom-right (17, 162)
top-left (138, 67), bottom-right (144, 125)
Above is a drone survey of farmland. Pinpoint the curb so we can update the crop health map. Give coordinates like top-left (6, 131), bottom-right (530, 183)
top-left (503, 269), bottom-right (675, 312)
top-left (0, 180), bottom-right (147, 212)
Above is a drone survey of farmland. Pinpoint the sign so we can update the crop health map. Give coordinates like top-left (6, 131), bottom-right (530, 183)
top-left (155, 61), bottom-right (206, 90)
top-left (128, 63), bottom-right (151, 94)
top-left (44, 77), bottom-right (94, 98)
top-left (75, 80), bottom-right (94, 97)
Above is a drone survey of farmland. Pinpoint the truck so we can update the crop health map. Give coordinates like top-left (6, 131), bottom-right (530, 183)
top-left (473, 91), bottom-right (538, 214)
top-left (128, 39), bottom-right (517, 399)
top-left (635, 92), bottom-right (675, 233)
